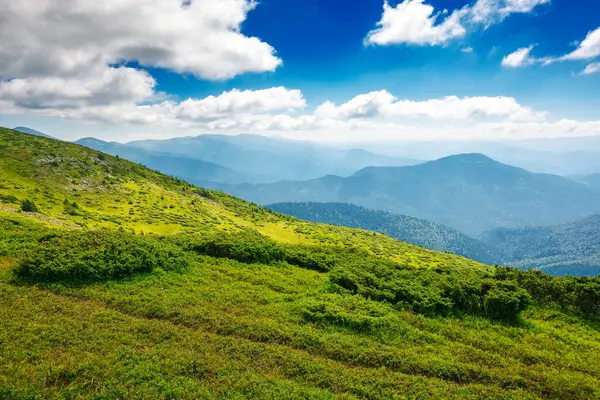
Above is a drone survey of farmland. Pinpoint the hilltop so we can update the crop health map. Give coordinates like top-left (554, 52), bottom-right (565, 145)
top-left (217, 153), bottom-right (600, 234)
top-left (1, 127), bottom-right (600, 399)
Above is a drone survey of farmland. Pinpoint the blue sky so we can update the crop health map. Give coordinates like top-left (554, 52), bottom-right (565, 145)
top-left (0, 0), bottom-right (599, 142)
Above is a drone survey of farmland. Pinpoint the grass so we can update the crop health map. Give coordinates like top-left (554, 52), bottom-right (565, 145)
top-left (1, 127), bottom-right (600, 399)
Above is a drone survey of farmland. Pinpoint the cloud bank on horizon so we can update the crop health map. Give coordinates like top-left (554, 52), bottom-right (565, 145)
top-left (0, 0), bottom-right (599, 142)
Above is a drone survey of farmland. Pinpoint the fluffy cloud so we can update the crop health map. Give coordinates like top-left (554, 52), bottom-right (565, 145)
top-left (365, 1), bottom-right (468, 46)
top-left (366, 0), bottom-right (549, 47)
top-left (501, 45), bottom-right (537, 67)
top-left (559, 27), bottom-right (600, 61)
top-left (582, 62), bottom-right (600, 75)
top-left (315, 91), bottom-right (545, 122)
top-left (0, 0), bottom-right (280, 81)
top-left (0, 67), bottom-right (156, 109)
top-left (0, 0), bottom-right (282, 112)
top-left (174, 88), bottom-right (306, 121)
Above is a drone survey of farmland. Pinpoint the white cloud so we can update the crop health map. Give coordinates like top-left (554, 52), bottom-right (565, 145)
top-left (0, 0), bottom-right (282, 113)
top-left (471, 0), bottom-right (550, 25)
top-left (501, 45), bottom-right (537, 67)
top-left (0, 0), bottom-right (281, 81)
top-left (314, 91), bottom-right (545, 122)
top-left (582, 62), bottom-right (600, 75)
top-left (366, 0), bottom-right (549, 47)
top-left (365, 0), bottom-right (468, 46)
top-left (461, 47), bottom-right (474, 53)
top-left (0, 67), bottom-right (156, 109)
top-left (175, 87), bottom-right (306, 120)
top-left (315, 91), bottom-right (396, 119)
top-left (560, 27), bottom-right (600, 61)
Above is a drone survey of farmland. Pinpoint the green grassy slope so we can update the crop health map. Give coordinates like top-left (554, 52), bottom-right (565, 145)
top-left (1, 127), bottom-right (600, 399)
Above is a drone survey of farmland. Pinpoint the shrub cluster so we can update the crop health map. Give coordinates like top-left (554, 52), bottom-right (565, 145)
top-left (495, 267), bottom-right (600, 316)
top-left (176, 230), bottom-right (533, 321)
top-left (15, 229), bottom-right (190, 281)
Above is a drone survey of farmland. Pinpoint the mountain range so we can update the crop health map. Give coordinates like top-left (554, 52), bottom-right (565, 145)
top-left (218, 154), bottom-right (600, 235)
top-left (126, 134), bottom-right (420, 182)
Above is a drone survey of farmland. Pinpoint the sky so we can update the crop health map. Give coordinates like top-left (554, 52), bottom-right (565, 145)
top-left (0, 0), bottom-right (599, 143)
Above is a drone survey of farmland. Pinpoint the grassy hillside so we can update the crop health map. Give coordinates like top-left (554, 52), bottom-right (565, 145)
top-left (1, 127), bottom-right (600, 399)
top-left (267, 202), bottom-right (502, 265)
top-left (217, 153), bottom-right (600, 235)
top-left (480, 214), bottom-right (600, 277)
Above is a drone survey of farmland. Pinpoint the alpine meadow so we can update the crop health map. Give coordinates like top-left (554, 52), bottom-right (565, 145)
top-left (3, 0), bottom-right (600, 398)
top-left (1, 127), bottom-right (600, 399)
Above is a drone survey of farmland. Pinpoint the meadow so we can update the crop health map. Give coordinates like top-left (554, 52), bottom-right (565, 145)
top-left (1, 127), bottom-right (600, 399)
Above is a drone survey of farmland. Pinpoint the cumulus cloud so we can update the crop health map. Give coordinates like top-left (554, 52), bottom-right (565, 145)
top-left (0, 0), bottom-right (282, 112)
top-left (0, 0), bottom-right (281, 81)
top-left (0, 67), bottom-right (156, 109)
top-left (366, 0), bottom-right (549, 47)
top-left (501, 45), bottom-right (537, 67)
top-left (365, 1), bottom-right (468, 46)
top-left (174, 88), bottom-right (306, 121)
top-left (314, 91), bottom-right (545, 122)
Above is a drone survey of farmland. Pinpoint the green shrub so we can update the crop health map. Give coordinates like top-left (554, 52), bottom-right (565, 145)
top-left (484, 283), bottom-right (532, 321)
top-left (15, 230), bottom-right (190, 281)
top-left (0, 194), bottom-right (18, 204)
top-left (20, 199), bottom-right (38, 212)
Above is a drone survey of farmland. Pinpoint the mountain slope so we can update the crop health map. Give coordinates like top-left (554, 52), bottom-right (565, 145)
top-left (268, 202), bottom-right (501, 265)
top-left (75, 137), bottom-right (260, 184)
top-left (127, 134), bottom-right (421, 182)
top-left (219, 153), bottom-right (600, 234)
top-left (2, 126), bottom-right (600, 399)
top-left (14, 126), bottom-right (55, 139)
top-left (480, 214), bottom-right (600, 276)
top-left (570, 173), bottom-right (600, 190)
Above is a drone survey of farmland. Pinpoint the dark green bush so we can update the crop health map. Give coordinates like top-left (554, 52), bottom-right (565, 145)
top-left (484, 283), bottom-right (532, 321)
top-left (20, 199), bottom-right (38, 212)
top-left (15, 230), bottom-right (190, 281)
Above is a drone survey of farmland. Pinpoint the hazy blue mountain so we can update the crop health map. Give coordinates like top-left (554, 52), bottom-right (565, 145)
top-left (569, 173), bottom-right (600, 190)
top-left (348, 139), bottom-right (600, 175)
top-left (216, 153), bottom-right (600, 234)
top-left (268, 202), bottom-right (502, 265)
top-left (479, 214), bottom-right (600, 277)
top-left (14, 126), bottom-right (55, 139)
top-left (126, 134), bottom-right (421, 182)
top-left (75, 137), bottom-right (257, 184)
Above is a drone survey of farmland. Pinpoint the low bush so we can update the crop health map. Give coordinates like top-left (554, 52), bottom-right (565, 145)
top-left (20, 199), bottom-right (38, 212)
top-left (15, 229), bottom-right (190, 281)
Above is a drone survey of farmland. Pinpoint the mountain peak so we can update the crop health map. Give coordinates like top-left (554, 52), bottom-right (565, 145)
top-left (13, 126), bottom-right (55, 139)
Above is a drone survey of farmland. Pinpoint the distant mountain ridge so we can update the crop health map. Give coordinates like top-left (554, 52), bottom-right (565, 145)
top-left (479, 214), bottom-right (600, 277)
top-left (75, 137), bottom-right (261, 185)
top-left (126, 134), bottom-right (421, 182)
top-left (217, 153), bottom-right (600, 234)
top-left (13, 126), bottom-right (55, 139)
top-left (267, 202), bottom-right (502, 265)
